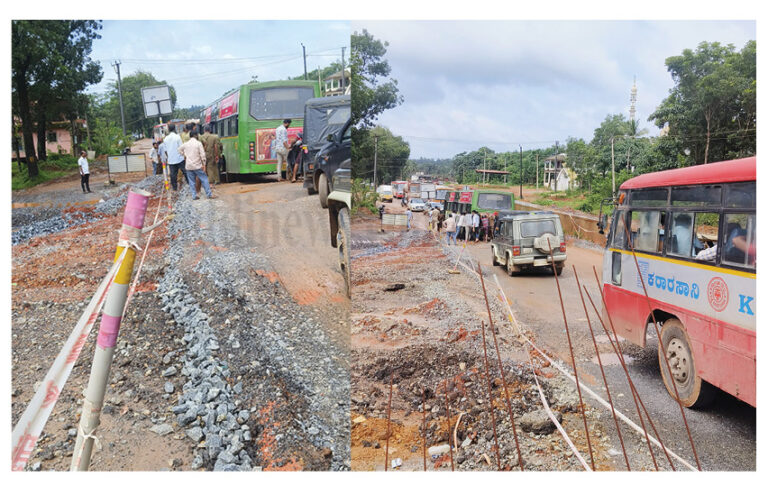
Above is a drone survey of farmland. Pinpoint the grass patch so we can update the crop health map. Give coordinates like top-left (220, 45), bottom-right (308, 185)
top-left (12, 155), bottom-right (81, 191)
top-left (531, 191), bottom-right (599, 214)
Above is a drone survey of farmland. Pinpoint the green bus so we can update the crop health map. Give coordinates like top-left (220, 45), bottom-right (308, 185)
top-left (444, 189), bottom-right (515, 214)
top-left (201, 80), bottom-right (321, 181)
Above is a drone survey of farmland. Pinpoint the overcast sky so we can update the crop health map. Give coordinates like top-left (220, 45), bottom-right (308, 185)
top-left (87, 20), bottom-right (350, 108)
top-left (354, 20), bottom-right (755, 159)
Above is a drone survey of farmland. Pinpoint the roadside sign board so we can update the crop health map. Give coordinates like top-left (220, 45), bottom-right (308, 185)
top-left (381, 213), bottom-right (409, 227)
top-left (108, 154), bottom-right (147, 177)
top-left (141, 85), bottom-right (173, 117)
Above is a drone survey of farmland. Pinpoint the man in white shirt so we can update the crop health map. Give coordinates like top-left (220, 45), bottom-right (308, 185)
top-left (163, 125), bottom-right (185, 191)
top-left (274, 119), bottom-right (291, 181)
top-left (472, 211), bottom-right (481, 242)
top-left (149, 142), bottom-right (160, 175)
top-left (77, 150), bottom-right (91, 193)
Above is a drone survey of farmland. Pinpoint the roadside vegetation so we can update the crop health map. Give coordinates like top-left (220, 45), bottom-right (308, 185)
top-left (351, 179), bottom-right (378, 215)
top-left (11, 153), bottom-right (82, 190)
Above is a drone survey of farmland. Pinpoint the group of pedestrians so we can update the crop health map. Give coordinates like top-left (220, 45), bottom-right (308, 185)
top-left (441, 210), bottom-right (496, 245)
top-left (156, 123), bottom-right (223, 200)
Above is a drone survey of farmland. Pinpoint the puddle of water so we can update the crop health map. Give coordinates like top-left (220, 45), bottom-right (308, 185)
top-left (591, 353), bottom-right (634, 366)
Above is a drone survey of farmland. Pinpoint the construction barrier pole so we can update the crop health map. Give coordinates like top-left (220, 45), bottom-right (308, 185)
top-left (70, 188), bottom-right (150, 471)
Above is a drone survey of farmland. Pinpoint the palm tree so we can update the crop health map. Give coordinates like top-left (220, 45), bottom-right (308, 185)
top-left (625, 119), bottom-right (648, 171)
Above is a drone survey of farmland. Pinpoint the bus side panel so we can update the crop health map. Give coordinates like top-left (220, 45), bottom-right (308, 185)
top-left (685, 315), bottom-right (756, 406)
top-left (602, 284), bottom-right (652, 347)
top-left (221, 137), bottom-right (240, 175)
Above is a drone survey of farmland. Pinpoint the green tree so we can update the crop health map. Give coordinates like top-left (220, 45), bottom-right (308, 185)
top-left (12, 20), bottom-right (102, 175)
top-left (649, 40), bottom-right (756, 164)
top-left (99, 70), bottom-right (178, 138)
top-left (350, 30), bottom-right (403, 128)
top-left (352, 126), bottom-right (410, 184)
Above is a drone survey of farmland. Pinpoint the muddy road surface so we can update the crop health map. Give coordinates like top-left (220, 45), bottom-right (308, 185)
top-left (12, 170), bottom-right (350, 471)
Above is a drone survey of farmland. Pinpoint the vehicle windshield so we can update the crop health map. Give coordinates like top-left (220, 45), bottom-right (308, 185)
top-left (477, 193), bottom-right (512, 210)
top-left (249, 86), bottom-right (315, 120)
top-left (520, 219), bottom-right (557, 238)
top-left (411, 198), bottom-right (424, 204)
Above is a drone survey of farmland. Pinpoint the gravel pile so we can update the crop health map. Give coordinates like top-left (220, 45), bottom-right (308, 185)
top-left (11, 211), bottom-right (88, 246)
top-left (94, 176), bottom-right (164, 216)
top-left (159, 193), bottom-right (350, 470)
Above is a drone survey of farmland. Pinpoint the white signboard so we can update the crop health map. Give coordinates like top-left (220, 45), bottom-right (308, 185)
top-left (141, 85), bottom-right (172, 117)
top-left (108, 154), bottom-right (147, 174)
top-left (382, 213), bottom-right (409, 227)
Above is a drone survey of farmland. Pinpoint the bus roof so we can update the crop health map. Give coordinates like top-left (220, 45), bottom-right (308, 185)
top-left (620, 156), bottom-right (755, 190)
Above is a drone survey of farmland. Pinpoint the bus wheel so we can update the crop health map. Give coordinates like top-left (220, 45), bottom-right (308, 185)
top-left (506, 255), bottom-right (520, 276)
top-left (318, 172), bottom-right (329, 209)
top-left (491, 247), bottom-right (500, 266)
top-left (658, 318), bottom-right (716, 408)
top-left (337, 207), bottom-right (351, 298)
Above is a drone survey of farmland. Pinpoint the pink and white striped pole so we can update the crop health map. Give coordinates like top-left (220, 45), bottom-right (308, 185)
top-left (70, 188), bottom-right (150, 471)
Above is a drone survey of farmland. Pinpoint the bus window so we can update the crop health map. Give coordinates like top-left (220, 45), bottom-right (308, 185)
top-left (672, 185), bottom-right (722, 207)
top-left (629, 188), bottom-right (668, 207)
top-left (692, 213), bottom-right (719, 259)
top-left (722, 213), bottom-right (756, 268)
top-left (724, 182), bottom-right (755, 208)
top-left (630, 210), bottom-right (663, 253)
top-left (668, 213), bottom-right (694, 257)
top-left (249, 86), bottom-right (315, 120)
top-left (477, 193), bottom-right (512, 211)
top-left (611, 211), bottom-right (627, 249)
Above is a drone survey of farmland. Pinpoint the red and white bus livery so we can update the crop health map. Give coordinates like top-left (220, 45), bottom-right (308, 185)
top-left (601, 157), bottom-right (755, 408)
top-left (391, 181), bottom-right (408, 199)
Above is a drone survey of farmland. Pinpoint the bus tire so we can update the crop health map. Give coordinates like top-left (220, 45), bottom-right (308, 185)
top-left (318, 172), bottom-right (329, 209)
top-left (658, 318), bottom-right (716, 408)
top-left (506, 255), bottom-right (520, 276)
top-left (491, 247), bottom-right (501, 266)
top-left (337, 207), bottom-right (351, 298)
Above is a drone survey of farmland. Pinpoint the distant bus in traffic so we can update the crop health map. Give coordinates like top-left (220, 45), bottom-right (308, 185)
top-left (200, 80), bottom-right (321, 181)
top-left (444, 189), bottom-right (514, 214)
top-left (392, 181), bottom-right (408, 198)
top-left (600, 157), bottom-right (755, 408)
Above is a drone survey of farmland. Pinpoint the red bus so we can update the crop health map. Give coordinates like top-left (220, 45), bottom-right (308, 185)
top-left (601, 157), bottom-right (755, 408)
top-left (391, 181), bottom-right (408, 198)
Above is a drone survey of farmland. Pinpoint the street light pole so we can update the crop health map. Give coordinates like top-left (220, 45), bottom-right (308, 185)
top-left (373, 135), bottom-right (378, 188)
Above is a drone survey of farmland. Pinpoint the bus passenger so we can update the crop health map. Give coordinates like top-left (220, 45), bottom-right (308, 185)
top-left (275, 119), bottom-right (291, 181)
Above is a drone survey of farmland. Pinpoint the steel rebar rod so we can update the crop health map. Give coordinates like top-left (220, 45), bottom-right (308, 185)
top-left (476, 282), bottom-right (503, 469)
top-left (477, 262), bottom-right (524, 470)
top-left (422, 388), bottom-right (428, 471)
top-left (385, 372), bottom-right (393, 471)
top-left (443, 385), bottom-right (455, 471)
top-left (573, 266), bottom-right (630, 470)
top-left (547, 241), bottom-right (595, 470)
top-left (584, 286), bottom-right (670, 470)
top-left (621, 224), bottom-right (701, 470)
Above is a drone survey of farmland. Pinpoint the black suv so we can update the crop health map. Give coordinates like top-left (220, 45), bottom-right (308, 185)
top-left (311, 117), bottom-right (351, 209)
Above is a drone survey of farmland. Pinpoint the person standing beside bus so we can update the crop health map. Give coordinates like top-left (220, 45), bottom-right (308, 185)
top-left (149, 142), bottom-right (160, 175)
top-left (163, 124), bottom-right (185, 191)
top-left (200, 126), bottom-right (223, 185)
top-left (472, 210), bottom-right (481, 242)
top-left (178, 130), bottom-right (214, 200)
top-left (77, 150), bottom-right (91, 193)
top-left (275, 119), bottom-right (291, 181)
top-left (444, 212), bottom-right (457, 245)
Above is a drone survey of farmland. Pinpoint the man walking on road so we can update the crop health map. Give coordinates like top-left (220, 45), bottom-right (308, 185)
top-left (149, 142), bottom-right (160, 175)
top-left (178, 130), bottom-right (214, 200)
top-left (406, 207), bottom-right (413, 230)
top-left (200, 126), bottom-right (223, 185)
top-left (275, 119), bottom-right (291, 181)
top-left (77, 150), bottom-right (91, 193)
top-left (443, 212), bottom-right (457, 245)
top-left (163, 124), bottom-right (185, 191)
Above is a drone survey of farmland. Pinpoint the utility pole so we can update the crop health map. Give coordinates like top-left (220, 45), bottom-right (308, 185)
top-left (611, 136), bottom-right (616, 198)
top-left (536, 153), bottom-right (539, 190)
top-left (112, 60), bottom-right (126, 136)
top-left (301, 43), bottom-right (308, 80)
top-left (504, 153), bottom-right (507, 185)
top-left (483, 147), bottom-right (486, 185)
top-left (341, 47), bottom-right (346, 93)
top-left (373, 135), bottom-right (379, 188)
top-left (519, 145), bottom-right (523, 200)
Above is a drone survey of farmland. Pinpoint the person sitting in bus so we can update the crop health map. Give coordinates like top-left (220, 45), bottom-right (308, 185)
top-left (723, 222), bottom-right (755, 265)
top-left (670, 213), bottom-right (705, 257)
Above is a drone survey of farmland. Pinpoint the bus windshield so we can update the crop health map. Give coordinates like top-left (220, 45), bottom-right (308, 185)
top-left (477, 193), bottom-right (512, 210)
top-left (249, 86), bottom-right (315, 120)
